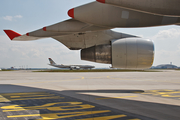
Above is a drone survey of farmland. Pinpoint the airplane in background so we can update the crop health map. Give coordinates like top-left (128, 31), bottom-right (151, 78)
top-left (48, 58), bottom-right (95, 70)
top-left (4, 0), bottom-right (180, 69)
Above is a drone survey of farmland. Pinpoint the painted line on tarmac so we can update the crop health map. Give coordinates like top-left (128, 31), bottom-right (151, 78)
top-left (0, 95), bottom-right (10, 102)
top-left (0, 92), bottom-right (48, 96)
top-left (142, 89), bottom-right (180, 100)
top-left (7, 110), bottom-right (111, 118)
top-left (0, 91), bottom-right (153, 120)
top-left (0, 92), bottom-right (64, 102)
top-left (75, 114), bottom-right (127, 120)
top-left (107, 76), bottom-right (139, 81)
top-left (96, 96), bottom-right (138, 100)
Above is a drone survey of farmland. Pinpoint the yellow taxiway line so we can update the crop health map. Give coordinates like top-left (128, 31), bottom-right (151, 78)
top-left (96, 96), bottom-right (138, 100)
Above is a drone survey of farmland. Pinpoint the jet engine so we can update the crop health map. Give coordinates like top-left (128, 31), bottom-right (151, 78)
top-left (81, 38), bottom-right (154, 69)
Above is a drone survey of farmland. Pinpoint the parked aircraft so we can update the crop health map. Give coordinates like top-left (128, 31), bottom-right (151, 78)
top-left (48, 58), bottom-right (95, 70)
top-left (4, 1), bottom-right (180, 69)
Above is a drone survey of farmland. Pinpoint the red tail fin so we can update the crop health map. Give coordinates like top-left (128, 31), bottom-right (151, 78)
top-left (3, 30), bottom-right (21, 40)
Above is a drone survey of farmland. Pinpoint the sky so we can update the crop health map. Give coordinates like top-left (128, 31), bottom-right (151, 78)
top-left (0, 0), bottom-right (180, 68)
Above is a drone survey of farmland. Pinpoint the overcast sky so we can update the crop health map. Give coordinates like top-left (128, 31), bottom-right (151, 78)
top-left (0, 0), bottom-right (180, 68)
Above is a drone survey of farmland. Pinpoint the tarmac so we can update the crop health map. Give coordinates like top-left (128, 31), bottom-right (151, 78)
top-left (0, 70), bottom-right (180, 120)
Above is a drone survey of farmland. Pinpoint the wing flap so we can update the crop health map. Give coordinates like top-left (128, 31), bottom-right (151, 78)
top-left (13, 35), bottom-right (46, 41)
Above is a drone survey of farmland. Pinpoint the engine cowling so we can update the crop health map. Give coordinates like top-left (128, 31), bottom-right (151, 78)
top-left (81, 38), bottom-right (154, 69)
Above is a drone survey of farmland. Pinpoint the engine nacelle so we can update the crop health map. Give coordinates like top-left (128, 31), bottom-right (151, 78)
top-left (81, 38), bottom-right (154, 69)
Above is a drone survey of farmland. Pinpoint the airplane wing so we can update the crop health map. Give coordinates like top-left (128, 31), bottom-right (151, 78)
top-left (4, 1), bottom-right (167, 69)
top-left (4, 18), bottom-right (134, 50)
top-left (4, 1), bottom-right (180, 42)
top-left (4, 19), bottom-right (111, 41)
top-left (69, 2), bottom-right (180, 28)
top-left (175, 23), bottom-right (180, 26)
top-left (96, 0), bottom-right (180, 17)
top-left (4, 1), bottom-right (180, 43)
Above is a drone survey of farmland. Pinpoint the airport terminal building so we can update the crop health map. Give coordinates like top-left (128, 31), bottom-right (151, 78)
top-left (154, 64), bottom-right (178, 69)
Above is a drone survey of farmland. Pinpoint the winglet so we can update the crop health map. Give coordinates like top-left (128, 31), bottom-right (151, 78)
top-left (3, 30), bottom-right (21, 40)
